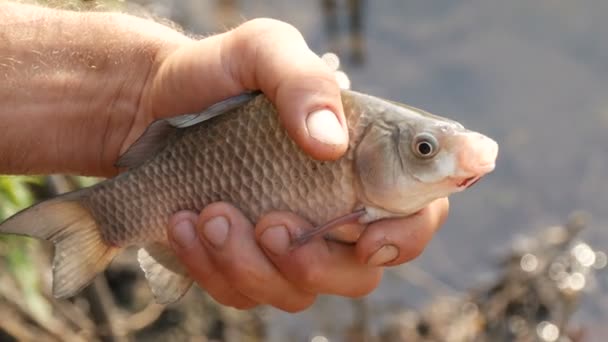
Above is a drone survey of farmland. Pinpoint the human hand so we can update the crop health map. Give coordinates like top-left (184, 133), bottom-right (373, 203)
top-left (153, 19), bottom-right (450, 311)
top-left (127, 18), bottom-right (349, 162)
top-left (0, 5), bottom-right (448, 311)
top-left (168, 199), bottom-right (448, 311)
top-left (2, 8), bottom-right (344, 175)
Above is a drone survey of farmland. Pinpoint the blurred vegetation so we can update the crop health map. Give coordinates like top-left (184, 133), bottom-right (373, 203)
top-left (0, 176), bottom-right (51, 328)
top-left (0, 176), bottom-right (42, 219)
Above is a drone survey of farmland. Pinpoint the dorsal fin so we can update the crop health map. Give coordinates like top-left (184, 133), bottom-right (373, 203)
top-left (115, 91), bottom-right (261, 169)
top-left (166, 91), bottom-right (261, 128)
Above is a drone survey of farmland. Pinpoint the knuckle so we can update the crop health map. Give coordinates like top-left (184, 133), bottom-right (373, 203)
top-left (399, 236), bottom-right (427, 263)
top-left (230, 300), bottom-right (258, 311)
top-left (298, 262), bottom-right (325, 289)
top-left (224, 258), bottom-right (271, 296)
top-left (345, 271), bottom-right (382, 298)
top-left (207, 288), bottom-right (251, 309)
top-left (256, 212), bottom-right (313, 239)
top-left (200, 201), bottom-right (235, 219)
top-left (183, 258), bottom-right (215, 284)
top-left (216, 295), bottom-right (255, 310)
top-left (437, 198), bottom-right (450, 226)
top-left (240, 18), bottom-right (301, 39)
top-left (226, 258), bottom-right (263, 284)
top-left (201, 201), bottom-right (228, 213)
top-left (233, 19), bottom-right (303, 62)
top-left (279, 295), bottom-right (316, 313)
top-left (422, 198), bottom-right (449, 230)
top-left (209, 292), bottom-right (232, 306)
top-left (191, 265), bottom-right (215, 283)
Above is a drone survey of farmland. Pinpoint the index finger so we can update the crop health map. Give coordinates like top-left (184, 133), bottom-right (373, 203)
top-left (150, 18), bottom-right (348, 160)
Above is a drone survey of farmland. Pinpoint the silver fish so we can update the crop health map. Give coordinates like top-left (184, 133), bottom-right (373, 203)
top-left (0, 90), bottom-right (498, 304)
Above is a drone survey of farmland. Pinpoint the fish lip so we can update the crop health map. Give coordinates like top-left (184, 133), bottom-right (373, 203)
top-left (452, 162), bottom-right (494, 189)
top-left (464, 162), bottom-right (495, 175)
top-left (455, 175), bottom-right (482, 189)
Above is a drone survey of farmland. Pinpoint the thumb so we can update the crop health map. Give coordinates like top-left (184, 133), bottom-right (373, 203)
top-left (149, 18), bottom-right (348, 161)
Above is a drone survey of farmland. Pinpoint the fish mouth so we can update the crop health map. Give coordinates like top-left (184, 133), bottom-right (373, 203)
top-left (453, 162), bottom-right (494, 189)
top-left (456, 176), bottom-right (482, 189)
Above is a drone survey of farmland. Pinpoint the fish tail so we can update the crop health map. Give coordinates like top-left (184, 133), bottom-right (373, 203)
top-left (0, 189), bottom-right (119, 299)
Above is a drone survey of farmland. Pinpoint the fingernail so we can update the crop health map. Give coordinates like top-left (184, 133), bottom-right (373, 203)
top-left (306, 109), bottom-right (346, 146)
top-left (367, 245), bottom-right (399, 266)
top-left (201, 216), bottom-right (230, 248)
top-left (260, 225), bottom-right (290, 255)
top-left (171, 219), bottom-right (197, 249)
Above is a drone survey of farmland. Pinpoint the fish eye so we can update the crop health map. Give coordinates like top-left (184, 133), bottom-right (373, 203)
top-left (412, 133), bottom-right (439, 158)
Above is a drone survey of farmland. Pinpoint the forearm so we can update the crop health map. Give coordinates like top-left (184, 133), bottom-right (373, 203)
top-left (0, 2), bottom-right (190, 176)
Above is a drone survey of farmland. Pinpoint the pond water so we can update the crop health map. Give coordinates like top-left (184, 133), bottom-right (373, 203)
top-left (135, 1), bottom-right (608, 340)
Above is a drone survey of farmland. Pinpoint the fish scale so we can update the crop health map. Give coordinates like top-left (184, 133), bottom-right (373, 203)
top-left (0, 89), bottom-right (498, 303)
top-left (84, 95), bottom-right (359, 246)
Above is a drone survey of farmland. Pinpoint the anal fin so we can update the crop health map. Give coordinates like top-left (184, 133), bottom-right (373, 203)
top-left (138, 243), bottom-right (193, 304)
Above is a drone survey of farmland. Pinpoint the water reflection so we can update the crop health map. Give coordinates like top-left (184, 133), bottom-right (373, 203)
top-left (320, 0), bottom-right (366, 66)
top-left (377, 212), bottom-right (604, 342)
top-left (208, 0), bottom-right (368, 66)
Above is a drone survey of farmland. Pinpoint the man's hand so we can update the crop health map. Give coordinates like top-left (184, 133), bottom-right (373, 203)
top-left (149, 19), bottom-right (450, 312)
top-left (168, 199), bottom-right (448, 312)
top-left (133, 19), bottom-right (349, 161)
top-left (0, 4), bottom-right (449, 312)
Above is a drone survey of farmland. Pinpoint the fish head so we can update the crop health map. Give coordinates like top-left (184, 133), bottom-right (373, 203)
top-left (354, 99), bottom-right (498, 220)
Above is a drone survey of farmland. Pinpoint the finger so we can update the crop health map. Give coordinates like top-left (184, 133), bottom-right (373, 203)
top-left (167, 211), bottom-right (257, 309)
top-left (195, 203), bottom-right (317, 313)
top-left (150, 18), bottom-right (347, 160)
top-left (356, 198), bottom-right (450, 267)
top-left (225, 19), bottom-right (348, 160)
top-left (256, 212), bottom-right (383, 298)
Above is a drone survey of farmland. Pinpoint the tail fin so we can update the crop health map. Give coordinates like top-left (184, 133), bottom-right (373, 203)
top-left (0, 190), bottom-right (119, 298)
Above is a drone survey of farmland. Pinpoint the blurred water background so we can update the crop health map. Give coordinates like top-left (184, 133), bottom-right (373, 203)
top-left (2, 0), bottom-right (608, 341)
top-left (134, 0), bottom-right (608, 340)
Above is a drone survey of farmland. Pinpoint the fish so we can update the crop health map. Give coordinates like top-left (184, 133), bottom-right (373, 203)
top-left (0, 89), bottom-right (498, 304)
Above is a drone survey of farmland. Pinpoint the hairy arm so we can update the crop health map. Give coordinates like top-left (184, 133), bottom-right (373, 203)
top-left (0, 3), bottom-right (348, 176)
top-left (0, 2), bottom-right (188, 176)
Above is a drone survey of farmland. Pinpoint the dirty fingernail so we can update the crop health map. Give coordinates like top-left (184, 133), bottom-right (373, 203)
top-left (171, 219), bottom-right (197, 249)
top-left (367, 245), bottom-right (399, 266)
top-left (260, 225), bottom-right (290, 255)
top-left (201, 216), bottom-right (230, 248)
top-left (306, 109), bottom-right (346, 146)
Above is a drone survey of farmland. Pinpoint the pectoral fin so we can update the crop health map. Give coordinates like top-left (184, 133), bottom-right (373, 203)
top-left (115, 121), bottom-right (177, 169)
top-left (138, 243), bottom-right (193, 304)
top-left (290, 209), bottom-right (366, 248)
